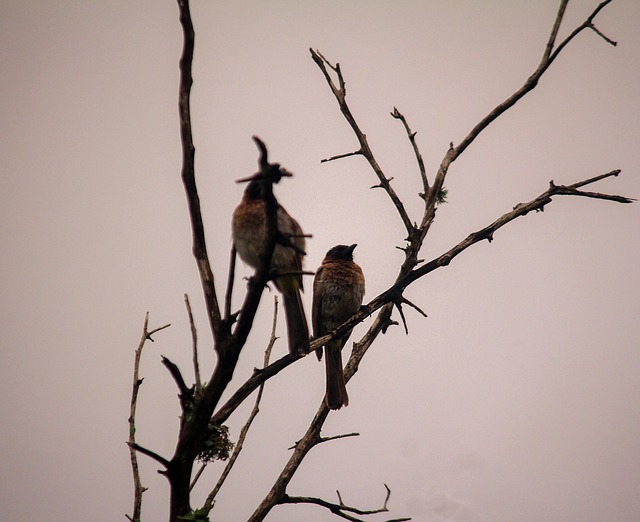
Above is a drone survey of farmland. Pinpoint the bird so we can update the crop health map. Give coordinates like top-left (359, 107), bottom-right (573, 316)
top-left (232, 178), bottom-right (309, 354)
top-left (312, 244), bottom-right (365, 410)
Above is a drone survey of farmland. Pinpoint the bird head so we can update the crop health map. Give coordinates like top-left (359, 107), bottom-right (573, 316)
top-left (325, 244), bottom-right (357, 261)
top-left (244, 178), bottom-right (265, 200)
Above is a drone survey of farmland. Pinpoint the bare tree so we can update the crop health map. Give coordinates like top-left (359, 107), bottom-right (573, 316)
top-left (127, 1), bottom-right (633, 521)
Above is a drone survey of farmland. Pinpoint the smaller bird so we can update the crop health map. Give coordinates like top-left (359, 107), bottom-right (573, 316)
top-left (232, 178), bottom-right (309, 354)
top-left (313, 244), bottom-right (365, 410)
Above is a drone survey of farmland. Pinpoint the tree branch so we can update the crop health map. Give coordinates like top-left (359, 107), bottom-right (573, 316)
top-left (249, 170), bottom-right (631, 522)
top-left (247, 302), bottom-right (394, 522)
top-left (223, 245), bottom-right (237, 323)
top-left (127, 313), bottom-right (150, 522)
top-left (391, 107), bottom-right (429, 195)
top-left (129, 442), bottom-right (171, 470)
top-left (247, 406), bottom-right (330, 522)
top-left (451, 0), bottom-right (615, 167)
top-left (168, 132), bottom-right (297, 520)
top-left (310, 48), bottom-right (415, 236)
top-left (352, 168), bottom-right (632, 353)
top-left (126, 313), bottom-right (170, 522)
top-left (184, 294), bottom-right (202, 395)
top-left (415, 0), bottom-right (617, 250)
top-left (310, 0), bottom-right (622, 337)
top-left (198, 297), bottom-right (280, 515)
top-left (213, 168), bottom-right (632, 426)
top-left (282, 483), bottom-right (410, 521)
top-left (211, 350), bottom-right (301, 425)
top-left (162, 356), bottom-right (191, 402)
top-left (542, 0), bottom-right (568, 62)
top-left (401, 170), bottom-right (633, 290)
top-left (318, 432), bottom-right (360, 445)
top-left (321, 149), bottom-right (364, 163)
top-left (176, 0), bottom-right (222, 346)
top-left (588, 23), bottom-right (617, 46)
top-left (160, 3), bottom-right (628, 521)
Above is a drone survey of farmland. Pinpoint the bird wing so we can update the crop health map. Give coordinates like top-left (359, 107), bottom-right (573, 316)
top-left (311, 266), bottom-right (324, 337)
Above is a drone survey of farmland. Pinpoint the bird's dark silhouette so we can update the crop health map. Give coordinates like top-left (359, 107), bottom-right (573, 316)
top-left (232, 178), bottom-right (309, 354)
top-left (312, 244), bottom-right (365, 409)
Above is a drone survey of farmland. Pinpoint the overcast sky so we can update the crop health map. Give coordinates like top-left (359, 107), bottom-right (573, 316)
top-left (1, 1), bottom-right (639, 521)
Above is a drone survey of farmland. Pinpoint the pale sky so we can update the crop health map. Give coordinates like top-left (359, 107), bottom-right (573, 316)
top-left (1, 1), bottom-right (639, 521)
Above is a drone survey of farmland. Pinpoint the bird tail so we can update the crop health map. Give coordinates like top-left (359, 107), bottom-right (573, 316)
top-left (324, 340), bottom-right (349, 410)
top-left (280, 277), bottom-right (310, 354)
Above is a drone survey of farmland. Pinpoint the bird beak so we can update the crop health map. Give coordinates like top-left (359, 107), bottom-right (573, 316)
top-left (347, 244), bottom-right (357, 254)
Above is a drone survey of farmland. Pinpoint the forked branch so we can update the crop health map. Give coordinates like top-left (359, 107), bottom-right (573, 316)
top-left (248, 304), bottom-right (396, 521)
top-left (312, 0), bottom-right (619, 246)
top-left (197, 297), bottom-right (281, 515)
top-left (310, 49), bottom-right (415, 236)
top-left (282, 484), bottom-right (411, 522)
top-left (451, 0), bottom-right (617, 167)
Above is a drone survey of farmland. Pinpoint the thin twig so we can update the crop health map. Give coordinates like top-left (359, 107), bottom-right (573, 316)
top-left (589, 23), bottom-right (618, 46)
top-left (189, 463), bottom-right (207, 494)
top-left (148, 323), bottom-right (172, 339)
top-left (318, 432), bottom-right (360, 444)
top-left (391, 107), bottom-right (429, 194)
top-left (184, 294), bottom-right (202, 395)
top-left (129, 442), bottom-right (171, 469)
top-left (290, 431), bottom-right (360, 450)
top-left (390, 295), bottom-right (429, 335)
top-left (161, 356), bottom-right (192, 413)
top-left (569, 168), bottom-right (621, 188)
top-left (321, 149), bottom-right (364, 163)
top-left (550, 185), bottom-right (634, 203)
top-left (224, 245), bottom-right (237, 322)
top-left (399, 296), bottom-right (428, 318)
top-left (542, 0), bottom-right (568, 62)
top-left (394, 301), bottom-right (410, 335)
